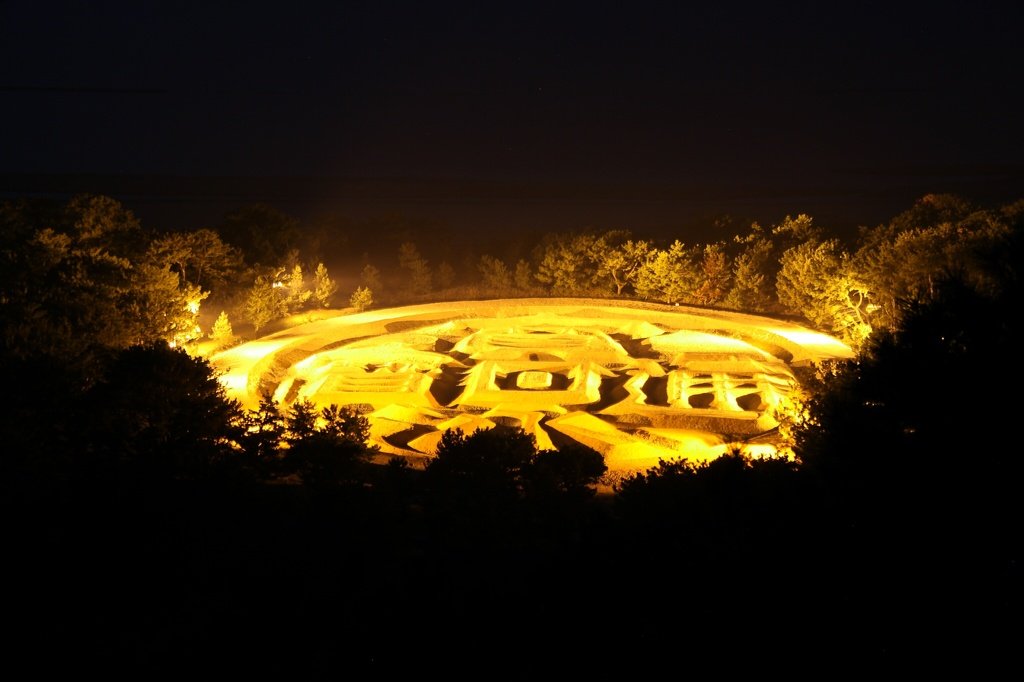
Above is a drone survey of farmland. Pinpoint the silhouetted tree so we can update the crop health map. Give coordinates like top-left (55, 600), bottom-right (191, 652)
top-left (428, 427), bottom-right (535, 490)
top-left (219, 204), bottom-right (301, 267)
top-left (524, 443), bottom-right (606, 499)
top-left (284, 401), bottom-right (376, 486)
top-left (285, 398), bottom-right (320, 442)
top-left (796, 275), bottom-right (1020, 502)
top-left (423, 427), bottom-right (537, 525)
top-left (82, 343), bottom-right (243, 482)
top-left (794, 264), bottom-right (1023, 648)
top-left (238, 394), bottom-right (286, 476)
top-left (320, 404), bottom-right (374, 445)
top-left (424, 427), bottom-right (607, 529)
top-left (614, 451), bottom-right (812, 581)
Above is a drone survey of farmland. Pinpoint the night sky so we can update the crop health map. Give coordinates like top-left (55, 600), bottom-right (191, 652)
top-left (2, 1), bottom-right (1022, 239)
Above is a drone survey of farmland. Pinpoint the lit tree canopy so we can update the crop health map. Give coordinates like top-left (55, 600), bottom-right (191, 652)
top-left (283, 263), bottom-right (311, 312)
top-left (209, 311), bottom-right (237, 350)
top-left (595, 235), bottom-right (652, 295)
top-left (244, 275), bottom-right (286, 332)
top-left (313, 263), bottom-right (338, 308)
top-left (850, 205), bottom-right (1011, 333)
top-left (771, 213), bottom-right (822, 248)
top-left (634, 240), bottom-right (700, 305)
top-left (692, 243), bottom-right (732, 306)
top-left (534, 232), bottom-right (602, 295)
top-left (145, 229), bottom-right (243, 294)
top-left (0, 197), bottom-right (205, 363)
top-left (350, 286), bottom-right (373, 311)
top-left (776, 238), bottom-right (845, 326)
top-left (722, 227), bottom-right (778, 313)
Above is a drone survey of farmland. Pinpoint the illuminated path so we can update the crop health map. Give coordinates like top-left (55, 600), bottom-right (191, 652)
top-left (211, 298), bottom-right (852, 474)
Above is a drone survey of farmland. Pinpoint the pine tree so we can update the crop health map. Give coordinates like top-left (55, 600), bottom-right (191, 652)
top-left (633, 240), bottom-right (700, 304)
top-left (514, 259), bottom-right (534, 290)
top-left (209, 311), bottom-right (237, 350)
top-left (436, 261), bottom-right (456, 289)
top-left (722, 234), bottom-right (776, 313)
top-left (245, 275), bottom-right (284, 332)
top-left (313, 262), bottom-right (338, 307)
top-left (350, 286), bottom-right (373, 312)
top-left (361, 263), bottom-right (383, 294)
top-left (479, 255), bottom-right (512, 290)
top-left (398, 242), bottom-right (432, 295)
top-left (284, 263), bottom-right (311, 312)
top-left (692, 243), bottom-right (732, 306)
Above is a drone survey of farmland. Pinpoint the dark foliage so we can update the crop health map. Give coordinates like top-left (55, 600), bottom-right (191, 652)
top-left (793, 255), bottom-right (1023, 663)
top-left (4, 194), bottom-right (1023, 675)
top-left (237, 394), bottom-right (286, 476)
top-left (423, 426), bottom-right (606, 524)
top-left (526, 443), bottom-right (608, 498)
top-left (284, 401), bottom-right (375, 487)
top-left (219, 203), bottom-right (301, 268)
top-left (426, 426), bottom-right (536, 496)
top-left (81, 343), bottom-right (244, 483)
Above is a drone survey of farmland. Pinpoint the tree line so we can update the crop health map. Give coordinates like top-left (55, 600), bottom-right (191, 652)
top-left (326, 194), bottom-right (1020, 353)
top-left (459, 194), bottom-right (1020, 351)
top-left (1, 191), bottom-right (1021, 673)
top-left (3, 192), bottom-right (1016, 357)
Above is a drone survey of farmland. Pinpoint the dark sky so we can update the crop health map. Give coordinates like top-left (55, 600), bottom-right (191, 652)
top-left (2, 1), bottom-right (1022, 239)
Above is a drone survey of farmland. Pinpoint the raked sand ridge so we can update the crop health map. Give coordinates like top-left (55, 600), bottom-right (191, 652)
top-left (212, 298), bottom-right (852, 474)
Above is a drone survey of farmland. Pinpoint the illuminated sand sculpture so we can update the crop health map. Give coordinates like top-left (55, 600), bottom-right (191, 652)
top-left (212, 299), bottom-right (852, 474)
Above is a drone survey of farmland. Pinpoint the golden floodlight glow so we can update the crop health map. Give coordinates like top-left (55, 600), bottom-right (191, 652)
top-left (211, 299), bottom-right (852, 473)
top-left (764, 327), bottom-right (855, 359)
